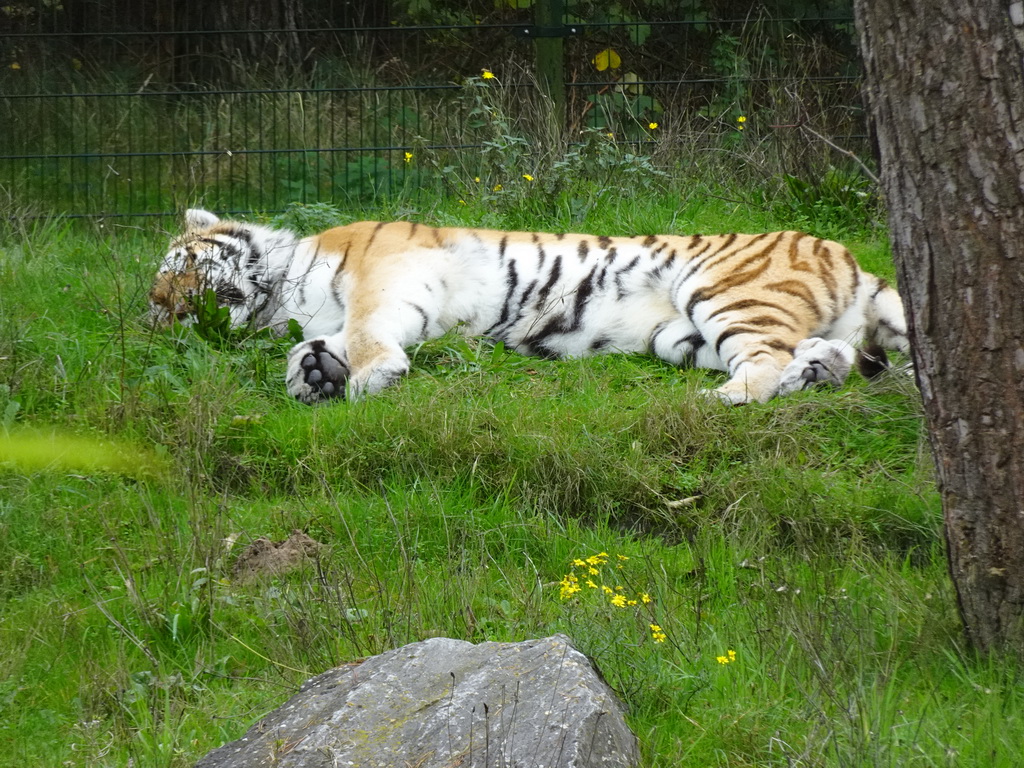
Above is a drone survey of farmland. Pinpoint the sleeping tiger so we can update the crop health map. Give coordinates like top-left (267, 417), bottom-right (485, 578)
top-left (150, 208), bottom-right (909, 405)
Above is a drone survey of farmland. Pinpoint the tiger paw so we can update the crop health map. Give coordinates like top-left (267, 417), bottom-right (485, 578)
top-left (286, 338), bottom-right (349, 404)
top-left (777, 338), bottom-right (855, 396)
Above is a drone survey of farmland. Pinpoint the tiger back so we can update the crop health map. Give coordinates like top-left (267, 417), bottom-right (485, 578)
top-left (151, 209), bottom-right (909, 404)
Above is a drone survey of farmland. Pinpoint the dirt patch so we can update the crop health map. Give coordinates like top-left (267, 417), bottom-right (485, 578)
top-left (231, 530), bottom-right (322, 583)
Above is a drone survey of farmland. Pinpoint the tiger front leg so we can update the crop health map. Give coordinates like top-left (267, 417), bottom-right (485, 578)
top-left (286, 336), bottom-right (351, 403)
top-left (285, 332), bottom-right (412, 404)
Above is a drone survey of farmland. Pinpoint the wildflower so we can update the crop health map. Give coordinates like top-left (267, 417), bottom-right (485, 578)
top-left (404, 152), bottom-right (413, 163)
top-left (458, 199), bottom-right (466, 205)
top-left (481, 69), bottom-right (495, 80)
top-left (585, 579), bottom-right (598, 589)
top-left (572, 558), bottom-right (587, 568)
top-left (474, 176), bottom-right (481, 183)
top-left (616, 554), bottom-right (630, 561)
top-left (610, 593), bottom-right (627, 608)
top-left (588, 567), bottom-right (599, 576)
top-left (559, 573), bottom-right (581, 600)
top-left (627, 599), bottom-right (638, 607)
top-left (650, 624), bottom-right (667, 643)
top-left (10, 62), bottom-right (21, 70)
top-left (522, 173), bottom-right (534, 182)
top-left (640, 593), bottom-right (652, 604)
top-left (737, 115), bottom-right (747, 123)
top-left (601, 585), bottom-right (613, 595)
top-left (493, 184), bottom-right (503, 191)
top-left (648, 122), bottom-right (659, 130)
top-left (716, 649), bottom-right (737, 664)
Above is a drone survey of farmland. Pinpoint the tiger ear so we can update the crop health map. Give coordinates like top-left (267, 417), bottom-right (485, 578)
top-left (184, 208), bottom-right (220, 232)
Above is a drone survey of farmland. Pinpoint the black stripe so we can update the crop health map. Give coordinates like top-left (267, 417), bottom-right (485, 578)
top-left (405, 301), bottom-right (429, 337)
top-left (534, 254), bottom-right (563, 309)
top-left (519, 278), bottom-right (538, 307)
top-left (724, 338), bottom-right (793, 369)
top-left (707, 298), bottom-right (800, 323)
top-left (524, 262), bottom-right (596, 348)
top-left (613, 253), bottom-right (640, 298)
top-left (497, 260), bottom-right (519, 325)
top-left (366, 222), bottom-right (387, 250)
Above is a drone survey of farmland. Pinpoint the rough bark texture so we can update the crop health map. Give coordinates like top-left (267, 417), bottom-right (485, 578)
top-left (852, 0), bottom-right (1024, 651)
top-left (195, 635), bottom-right (639, 768)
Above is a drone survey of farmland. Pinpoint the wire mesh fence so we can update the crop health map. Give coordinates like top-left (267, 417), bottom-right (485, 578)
top-left (0, 1), bottom-right (864, 219)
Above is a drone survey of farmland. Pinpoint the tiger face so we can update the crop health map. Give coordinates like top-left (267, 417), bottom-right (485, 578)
top-left (149, 208), bottom-right (298, 331)
top-left (153, 209), bottom-right (910, 405)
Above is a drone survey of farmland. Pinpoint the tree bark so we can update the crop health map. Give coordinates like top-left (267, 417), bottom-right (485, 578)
top-left (852, 0), bottom-right (1024, 652)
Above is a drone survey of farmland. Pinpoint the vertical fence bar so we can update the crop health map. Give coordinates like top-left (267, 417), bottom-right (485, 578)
top-left (533, 0), bottom-right (565, 133)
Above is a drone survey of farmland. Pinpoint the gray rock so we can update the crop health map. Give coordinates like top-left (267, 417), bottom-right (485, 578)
top-left (196, 634), bottom-right (639, 768)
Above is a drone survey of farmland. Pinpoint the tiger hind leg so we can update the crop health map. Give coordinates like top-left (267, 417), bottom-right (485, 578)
top-left (777, 338), bottom-right (856, 397)
top-left (709, 359), bottom-right (789, 404)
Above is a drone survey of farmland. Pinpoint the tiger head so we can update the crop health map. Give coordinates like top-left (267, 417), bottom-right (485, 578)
top-left (149, 208), bottom-right (296, 330)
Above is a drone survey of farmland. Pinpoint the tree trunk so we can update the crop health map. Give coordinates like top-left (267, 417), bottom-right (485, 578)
top-left (852, 0), bottom-right (1024, 652)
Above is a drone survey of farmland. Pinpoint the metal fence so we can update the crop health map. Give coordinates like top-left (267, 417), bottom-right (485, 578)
top-left (0, 2), bottom-right (863, 219)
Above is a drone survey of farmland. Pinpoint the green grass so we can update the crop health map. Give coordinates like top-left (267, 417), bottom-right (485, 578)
top-left (2, 185), bottom-right (1019, 767)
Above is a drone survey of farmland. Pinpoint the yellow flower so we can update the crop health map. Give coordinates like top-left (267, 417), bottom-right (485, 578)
top-left (586, 579), bottom-right (598, 589)
top-left (729, 649), bottom-right (737, 661)
top-left (601, 585), bottom-right (613, 595)
top-left (716, 649), bottom-right (737, 664)
top-left (616, 554), bottom-right (630, 561)
top-left (10, 62), bottom-right (21, 70)
top-left (588, 567), bottom-right (599, 576)
top-left (559, 573), bottom-right (581, 600)
top-left (737, 115), bottom-right (747, 123)
top-left (650, 624), bottom-right (667, 643)
top-left (458, 199), bottom-right (466, 205)
top-left (474, 176), bottom-right (481, 183)
top-left (404, 152), bottom-right (413, 163)
top-left (737, 125), bottom-right (745, 131)
top-left (648, 122), bottom-right (658, 130)
top-left (522, 173), bottom-right (534, 182)
top-left (481, 69), bottom-right (495, 80)
top-left (610, 594), bottom-right (627, 608)
top-left (626, 599), bottom-right (637, 606)
top-left (493, 184), bottom-right (503, 191)
top-left (640, 593), bottom-right (652, 604)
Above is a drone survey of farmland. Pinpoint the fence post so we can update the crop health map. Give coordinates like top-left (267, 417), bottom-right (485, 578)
top-left (533, 0), bottom-right (565, 132)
